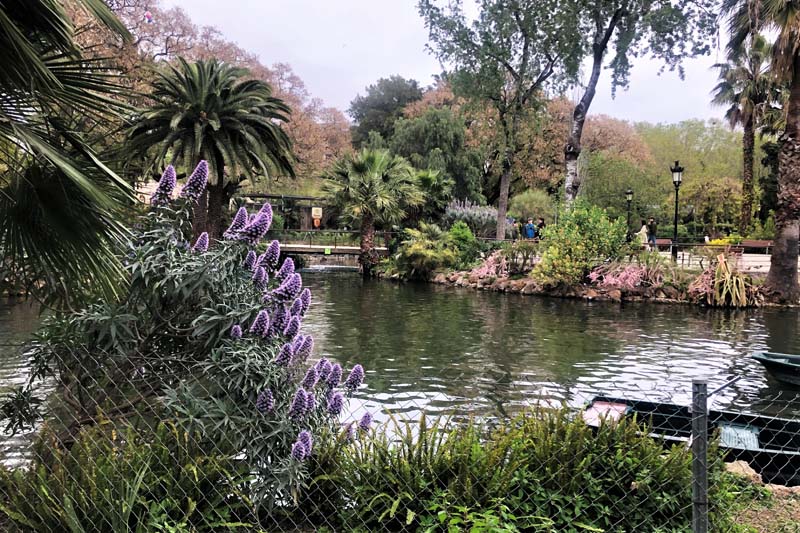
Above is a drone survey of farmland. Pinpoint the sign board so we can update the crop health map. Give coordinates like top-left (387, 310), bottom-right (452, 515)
top-left (324, 247), bottom-right (332, 255)
top-left (311, 207), bottom-right (323, 219)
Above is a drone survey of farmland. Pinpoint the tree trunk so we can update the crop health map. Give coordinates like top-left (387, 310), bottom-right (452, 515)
top-left (207, 182), bottom-right (225, 240)
top-left (495, 152), bottom-right (513, 240)
top-left (564, 10), bottom-right (623, 204)
top-left (359, 212), bottom-right (377, 278)
top-left (192, 189), bottom-right (208, 237)
top-left (740, 116), bottom-right (755, 235)
top-left (764, 54), bottom-right (800, 302)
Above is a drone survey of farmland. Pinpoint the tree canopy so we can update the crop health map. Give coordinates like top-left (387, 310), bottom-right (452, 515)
top-left (348, 76), bottom-right (423, 148)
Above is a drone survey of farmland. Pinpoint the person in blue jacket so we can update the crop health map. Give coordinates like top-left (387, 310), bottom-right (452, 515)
top-left (523, 218), bottom-right (536, 239)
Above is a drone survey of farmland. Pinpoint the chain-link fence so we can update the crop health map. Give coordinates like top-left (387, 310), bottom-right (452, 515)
top-left (1, 166), bottom-right (798, 532)
top-left (2, 350), bottom-right (799, 533)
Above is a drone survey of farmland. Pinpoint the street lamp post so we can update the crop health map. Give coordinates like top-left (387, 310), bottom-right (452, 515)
top-left (670, 160), bottom-right (684, 261)
top-left (625, 189), bottom-right (633, 242)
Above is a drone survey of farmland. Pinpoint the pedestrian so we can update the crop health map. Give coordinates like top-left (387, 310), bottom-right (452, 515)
top-left (646, 217), bottom-right (658, 249)
top-left (636, 219), bottom-right (649, 251)
top-left (536, 217), bottom-right (546, 239)
top-left (523, 218), bottom-right (536, 239)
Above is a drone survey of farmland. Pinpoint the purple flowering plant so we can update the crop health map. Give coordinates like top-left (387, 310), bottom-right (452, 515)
top-left (23, 165), bottom-right (368, 510)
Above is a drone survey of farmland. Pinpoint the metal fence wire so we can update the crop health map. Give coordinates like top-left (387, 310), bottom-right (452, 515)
top-left (1, 188), bottom-right (799, 532)
top-left (2, 345), bottom-right (800, 533)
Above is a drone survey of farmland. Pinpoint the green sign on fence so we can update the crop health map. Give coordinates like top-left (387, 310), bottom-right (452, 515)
top-left (324, 247), bottom-right (331, 255)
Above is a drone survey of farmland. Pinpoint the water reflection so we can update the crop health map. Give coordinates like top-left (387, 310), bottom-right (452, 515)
top-left (301, 273), bottom-right (800, 420)
top-left (2, 275), bottom-right (800, 437)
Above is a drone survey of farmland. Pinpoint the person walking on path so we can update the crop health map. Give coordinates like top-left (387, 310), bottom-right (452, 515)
top-left (636, 219), bottom-right (649, 250)
top-left (646, 217), bottom-right (658, 248)
top-left (523, 218), bottom-right (536, 239)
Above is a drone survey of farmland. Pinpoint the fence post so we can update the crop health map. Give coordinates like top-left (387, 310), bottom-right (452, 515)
top-left (691, 379), bottom-right (709, 533)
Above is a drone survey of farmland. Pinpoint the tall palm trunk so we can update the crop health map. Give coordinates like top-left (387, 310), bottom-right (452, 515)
top-left (207, 182), bottom-right (225, 240)
top-left (192, 190), bottom-right (208, 238)
top-left (359, 212), bottom-right (377, 278)
top-left (764, 55), bottom-right (800, 302)
top-left (740, 115), bottom-right (755, 234)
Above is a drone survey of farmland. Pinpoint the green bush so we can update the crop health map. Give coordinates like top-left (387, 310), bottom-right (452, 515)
top-left (533, 202), bottom-right (626, 287)
top-left (331, 408), bottom-right (745, 532)
top-left (447, 221), bottom-right (480, 268)
top-left (393, 223), bottom-right (458, 280)
top-left (0, 421), bottom-right (252, 532)
top-left (509, 189), bottom-right (555, 223)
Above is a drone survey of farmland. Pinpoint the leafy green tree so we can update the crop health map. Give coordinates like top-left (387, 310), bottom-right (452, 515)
top-left (127, 58), bottom-right (294, 238)
top-left (415, 169), bottom-right (454, 223)
top-left (348, 76), bottom-right (423, 148)
top-left (712, 34), bottom-right (775, 234)
top-left (394, 222), bottom-right (459, 280)
top-left (324, 149), bottom-right (423, 277)
top-left (509, 189), bottom-right (556, 223)
top-left (724, 0), bottom-right (800, 300)
top-left (390, 107), bottom-right (484, 201)
top-left (419, 0), bottom-right (585, 240)
top-left (0, 0), bottom-right (133, 307)
top-left (562, 0), bottom-right (718, 202)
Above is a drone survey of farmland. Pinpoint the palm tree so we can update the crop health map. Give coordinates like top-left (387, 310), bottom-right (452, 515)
top-left (127, 58), bottom-right (295, 238)
top-left (724, 0), bottom-right (800, 301)
top-left (0, 1), bottom-right (134, 307)
top-left (712, 34), bottom-right (774, 235)
top-left (324, 149), bottom-right (423, 277)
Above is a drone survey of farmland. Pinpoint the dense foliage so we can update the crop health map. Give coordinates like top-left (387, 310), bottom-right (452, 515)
top-left (0, 162), bottom-right (366, 528)
top-left (533, 203), bottom-right (627, 286)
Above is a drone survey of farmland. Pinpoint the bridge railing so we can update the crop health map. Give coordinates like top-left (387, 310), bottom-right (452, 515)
top-left (268, 229), bottom-right (398, 249)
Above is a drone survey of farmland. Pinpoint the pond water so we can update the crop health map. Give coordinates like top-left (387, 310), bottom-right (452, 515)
top-left (2, 273), bottom-right (800, 440)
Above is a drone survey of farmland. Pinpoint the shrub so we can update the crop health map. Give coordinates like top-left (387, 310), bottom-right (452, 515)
top-left (533, 203), bottom-right (626, 287)
top-left (447, 221), bottom-right (480, 268)
top-left (688, 254), bottom-right (759, 307)
top-left (0, 421), bottom-right (252, 532)
top-left (393, 222), bottom-right (458, 280)
top-left (508, 189), bottom-right (555, 223)
top-left (332, 408), bottom-right (743, 532)
top-left (499, 240), bottom-right (540, 275)
top-left (443, 199), bottom-right (498, 238)
top-left (1, 162), bottom-right (366, 515)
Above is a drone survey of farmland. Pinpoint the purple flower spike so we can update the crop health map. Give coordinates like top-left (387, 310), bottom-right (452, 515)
top-left (249, 310), bottom-right (270, 336)
top-left (252, 266), bottom-right (267, 290)
top-left (276, 257), bottom-right (295, 281)
top-left (317, 359), bottom-right (332, 383)
top-left (230, 324), bottom-right (242, 339)
top-left (268, 306), bottom-right (288, 336)
top-left (224, 207), bottom-right (249, 239)
top-left (290, 298), bottom-right (303, 317)
top-left (179, 160), bottom-right (208, 201)
top-left (327, 391), bottom-right (344, 416)
top-left (244, 250), bottom-right (257, 270)
top-left (264, 240), bottom-right (281, 270)
top-left (257, 203), bottom-right (273, 227)
top-left (291, 440), bottom-right (307, 461)
top-left (254, 252), bottom-right (268, 269)
top-left (298, 430), bottom-right (313, 454)
top-left (344, 364), bottom-right (365, 392)
top-left (192, 232), bottom-right (209, 252)
top-left (274, 342), bottom-right (294, 366)
top-left (283, 316), bottom-right (301, 339)
top-left (306, 391), bottom-right (317, 412)
top-left (272, 273), bottom-right (302, 302)
top-left (359, 412), bottom-right (373, 432)
top-left (327, 363), bottom-right (343, 387)
top-left (301, 367), bottom-right (318, 390)
top-left (295, 335), bottom-right (314, 361)
top-left (256, 389), bottom-right (274, 414)
top-left (289, 389), bottom-right (307, 420)
top-left (235, 212), bottom-right (271, 245)
top-left (151, 165), bottom-right (176, 207)
top-left (345, 422), bottom-right (356, 441)
top-left (299, 288), bottom-right (311, 315)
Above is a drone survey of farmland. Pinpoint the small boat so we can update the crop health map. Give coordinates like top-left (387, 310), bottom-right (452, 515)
top-left (752, 352), bottom-right (800, 387)
top-left (584, 396), bottom-right (800, 485)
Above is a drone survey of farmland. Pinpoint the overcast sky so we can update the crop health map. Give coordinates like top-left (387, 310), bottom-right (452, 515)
top-left (162, 0), bottom-right (727, 124)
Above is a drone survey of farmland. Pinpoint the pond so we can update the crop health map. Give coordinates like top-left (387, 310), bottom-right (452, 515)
top-left (1, 272), bottom-right (800, 438)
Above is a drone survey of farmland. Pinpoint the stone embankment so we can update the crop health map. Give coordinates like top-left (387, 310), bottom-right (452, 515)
top-left (430, 271), bottom-right (687, 304)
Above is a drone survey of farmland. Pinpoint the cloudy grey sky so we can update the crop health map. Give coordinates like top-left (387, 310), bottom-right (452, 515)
top-left (162, 0), bottom-right (726, 124)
